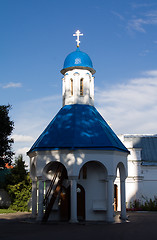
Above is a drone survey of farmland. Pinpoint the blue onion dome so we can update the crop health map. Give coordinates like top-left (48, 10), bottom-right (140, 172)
top-left (61, 47), bottom-right (96, 75)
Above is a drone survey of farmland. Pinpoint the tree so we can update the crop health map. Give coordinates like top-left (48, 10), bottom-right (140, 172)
top-left (0, 105), bottom-right (14, 168)
top-left (6, 155), bottom-right (32, 211)
top-left (6, 154), bottom-right (27, 185)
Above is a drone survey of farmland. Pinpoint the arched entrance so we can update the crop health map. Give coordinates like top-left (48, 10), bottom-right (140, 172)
top-left (60, 186), bottom-right (70, 221)
top-left (78, 161), bottom-right (107, 221)
top-left (42, 161), bottom-right (69, 221)
top-left (115, 162), bottom-right (127, 219)
top-left (77, 184), bottom-right (85, 221)
top-left (114, 184), bottom-right (118, 211)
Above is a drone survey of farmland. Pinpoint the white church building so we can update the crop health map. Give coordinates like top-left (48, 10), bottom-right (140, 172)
top-left (27, 31), bottom-right (157, 222)
top-left (118, 134), bottom-right (157, 210)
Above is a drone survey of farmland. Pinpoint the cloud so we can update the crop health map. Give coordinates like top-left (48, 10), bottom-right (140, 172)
top-left (143, 70), bottom-right (157, 77)
top-left (127, 18), bottom-right (147, 33)
top-left (15, 147), bottom-right (30, 169)
top-left (95, 70), bottom-right (157, 134)
top-left (139, 49), bottom-right (150, 56)
top-left (12, 94), bottom-right (61, 165)
top-left (131, 3), bottom-right (157, 9)
top-left (111, 11), bottom-right (124, 21)
top-left (3, 82), bottom-right (22, 89)
top-left (16, 147), bottom-right (30, 156)
top-left (127, 10), bottom-right (157, 34)
top-left (12, 134), bottom-right (35, 142)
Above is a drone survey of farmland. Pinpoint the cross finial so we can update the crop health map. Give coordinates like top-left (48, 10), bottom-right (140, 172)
top-left (73, 30), bottom-right (83, 47)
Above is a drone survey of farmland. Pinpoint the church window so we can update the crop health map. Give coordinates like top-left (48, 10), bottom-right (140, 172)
top-left (71, 78), bottom-right (73, 96)
top-left (80, 78), bottom-right (83, 96)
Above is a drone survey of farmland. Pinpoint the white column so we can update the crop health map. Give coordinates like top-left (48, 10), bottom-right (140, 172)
top-left (69, 177), bottom-right (78, 223)
top-left (120, 179), bottom-right (126, 220)
top-left (37, 177), bottom-right (44, 221)
top-left (107, 176), bottom-right (114, 222)
top-left (31, 180), bottom-right (37, 218)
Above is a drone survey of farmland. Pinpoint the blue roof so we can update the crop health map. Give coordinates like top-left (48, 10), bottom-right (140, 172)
top-left (61, 47), bottom-right (96, 75)
top-left (124, 135), bottom-right (157, 164)
top-left (28, 104), bottom-right (129, 153)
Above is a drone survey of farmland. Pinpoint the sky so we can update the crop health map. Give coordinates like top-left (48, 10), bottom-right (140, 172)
top-left (1, 0), bottom-right (157, 167)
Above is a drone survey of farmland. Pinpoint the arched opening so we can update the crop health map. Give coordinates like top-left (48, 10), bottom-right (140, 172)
top-left (114, 162), bottom-right (127, 219)
top-left (77, 184), bottom-right (85, 221)
top-left (60, 186), bottom-right (70, 221)
top-left (80, 78), bottom-right (83, 96)
top-left (70, 78), bottom-right (73, 96)
top-left (43, 161), bottom-right (68, 181)
top-left (78, 161), bottom-right (107, 221)
top-left (114, 184), bottom-right (118, 211)
top-left (42, 162), bottom-right (69, 221)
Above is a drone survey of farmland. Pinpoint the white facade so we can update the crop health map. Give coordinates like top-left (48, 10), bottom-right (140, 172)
top-left (62, 69), bottom-right (94, 106)
top-left (29, 149), bottom-right (128, 222)
top-left (117, 134), bottom-right (157, 209)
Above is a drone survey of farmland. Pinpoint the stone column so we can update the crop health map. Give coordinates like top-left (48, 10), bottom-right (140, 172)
top-left (31, 180), bottom-right (37, 218)
top-left (107, 176), bottom-right (114, 222)
top-left (69, 176), bottom-right (78, 223)
top-left (37, 177), bottom-right (44, 221)
top-left (120, 179), bottom-right (126, 220)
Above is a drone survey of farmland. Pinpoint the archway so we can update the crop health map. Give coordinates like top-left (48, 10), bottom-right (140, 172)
top-left (115, 162), bottom-right (127, 219)
top-left (42, 161), bottom-right (69, 221)
top-left (77, 184), bottom-right (85, 221)
top-left (114, 184), bottom-right (118, 211)
top-left (78, 161), bottom-right (107, 221)
top-left (60, 186), bottom-right (70, 221)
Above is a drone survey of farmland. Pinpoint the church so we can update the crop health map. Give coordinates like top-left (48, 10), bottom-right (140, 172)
top-left (27, 30), bottom-right (157, 223)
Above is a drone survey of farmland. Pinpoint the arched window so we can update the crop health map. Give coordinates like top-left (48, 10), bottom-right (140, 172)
top-left (80, 78), bottom-right (83, 96)
top-left (71, 78), bottom-right (73, 96)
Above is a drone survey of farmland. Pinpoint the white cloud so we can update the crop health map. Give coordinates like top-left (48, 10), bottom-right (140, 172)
top-left (3, 82), bottom-right (22, 89)
top-left (127, 11), bottom-right (157, 34)
top-left (12, 134), bottom-right (35, 142)
top-left (143, 70), bottom-right (157, 77)
top-left (111, 11), bottom-right (124, 21)
top-left (15, 147), bottom-right (30, 169)
top-left (16, 147), bottom-right (30, 156)
top-left (12, 94), bottom-right (61, 168)
top-left (127, 18), bottom-right (147, 33)
top-left (95, 70), bottom-right (157, 134)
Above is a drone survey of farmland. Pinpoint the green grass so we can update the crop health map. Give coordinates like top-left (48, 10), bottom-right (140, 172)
top-left (0, 209), bottom-right (17, 214)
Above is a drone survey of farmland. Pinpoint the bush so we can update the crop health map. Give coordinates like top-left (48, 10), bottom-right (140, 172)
top-left (128, 197), bottom-right (157, 211)
top-left (7, 174), bottom-right (32, 212)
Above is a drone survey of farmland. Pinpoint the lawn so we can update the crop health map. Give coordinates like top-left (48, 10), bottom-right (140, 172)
top-left (0, 209), bottom-right (17, 214)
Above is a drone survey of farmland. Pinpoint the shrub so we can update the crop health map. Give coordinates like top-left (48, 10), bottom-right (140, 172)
top-left (128, 197), bottom-right (157, 211)
top-left (7, 174), bottom-right (32, 212)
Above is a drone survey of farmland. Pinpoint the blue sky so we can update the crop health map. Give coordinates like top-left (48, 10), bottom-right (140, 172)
top-left (1, 0), bottom-right (157, 166)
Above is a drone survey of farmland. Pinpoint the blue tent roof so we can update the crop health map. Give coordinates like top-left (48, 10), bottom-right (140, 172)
top-left (61, 48), bottom-right (96, 75)
top-left (28, 104), bottom-right (129, 153)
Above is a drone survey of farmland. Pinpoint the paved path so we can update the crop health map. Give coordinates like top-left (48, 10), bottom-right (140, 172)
top-left (0, 211), bottom-right (157, 240)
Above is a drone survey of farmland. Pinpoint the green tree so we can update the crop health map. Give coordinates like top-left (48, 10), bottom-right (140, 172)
top-left (0, 105), bottom-right (14, 168)
top-left (6, 155), bottom-right (32, 211)
top-left (7, 174), bottom-right (32, 211)
top-left (9, 154), bottom-right (27, 185)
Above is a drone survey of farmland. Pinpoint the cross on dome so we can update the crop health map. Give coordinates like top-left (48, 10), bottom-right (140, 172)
top-left (73, 30), bottom-right (83, 47)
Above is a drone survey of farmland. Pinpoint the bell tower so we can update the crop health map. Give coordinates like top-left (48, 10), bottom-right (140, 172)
top-left (61, 30), bottom-right (96, 106)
